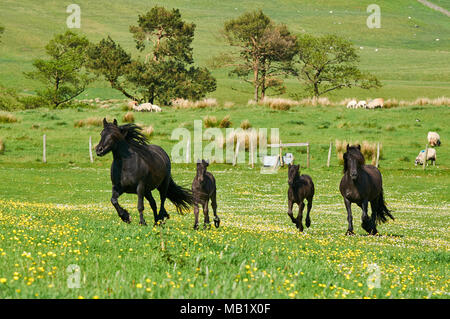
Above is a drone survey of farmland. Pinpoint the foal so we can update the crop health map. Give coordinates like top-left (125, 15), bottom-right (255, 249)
top-left (287, 163), bottom-right (315, 232)
top-left (192, 160), bottom-right (220, 230)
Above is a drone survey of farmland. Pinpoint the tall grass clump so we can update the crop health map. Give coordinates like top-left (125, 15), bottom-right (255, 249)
top-left (123, 112), bottom-right (135, 123)
top-left (335, 139), bottom-right (383, 165)
top-left (172, 98), bottom-right (218, 109)
top-left (0, 138), bottom-right (4, 154)
top-left (240, 119), bottom-right (252, 130)
top-left (250, 97), bottom-right (299, 110)
top-left (203, 115), bottom-right (218, 128)
top-left (142, 125), bottom-right (154, 138)
top-left (0, 112), bottom-right (18, 123)
top-left (219, 115), bottom-right (232, 128)
top-left (74, 117), bottom-right (104, 128)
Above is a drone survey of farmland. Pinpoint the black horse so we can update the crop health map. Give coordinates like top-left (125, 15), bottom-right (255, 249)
top-left (192, 160), bottom-right (220, 230)
top-left (95, 118), bottom-right (193, 225)
top-left (339, 145), bottom-right (394, 235)
top-left (287, 163), bottom-right (315, 232)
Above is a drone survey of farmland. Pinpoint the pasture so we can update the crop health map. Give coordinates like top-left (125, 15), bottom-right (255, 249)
top-left (0, 104), bottom-right (448, 298)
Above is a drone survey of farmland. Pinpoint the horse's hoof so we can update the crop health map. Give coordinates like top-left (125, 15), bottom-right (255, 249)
top-left (346, 230), bottom-right (355, 236)
top-left (214, 218), bottom-right (220, 228)
top-left (139, 221), bottom-right (147, 226)
top-left (203, 223), bottom-right (211, 230)
top-left (193, 224), bottom-right (199, 231)
top-left (305, 219), bottom-right (311, 228)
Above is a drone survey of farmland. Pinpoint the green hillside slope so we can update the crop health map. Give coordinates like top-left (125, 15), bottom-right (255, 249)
top-left (0, 0), bottom-right (449, 102)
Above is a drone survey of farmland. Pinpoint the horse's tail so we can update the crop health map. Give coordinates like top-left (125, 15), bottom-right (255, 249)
top-left (375, 188), bottom-right (394, 224)
top-left (167, 177), bottom-right (193, 214)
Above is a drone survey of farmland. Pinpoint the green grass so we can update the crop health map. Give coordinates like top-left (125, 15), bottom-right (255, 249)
top-left (0, 105), bottom-right (448, 298)
top-left (0, 0), bottom-right (449, 102)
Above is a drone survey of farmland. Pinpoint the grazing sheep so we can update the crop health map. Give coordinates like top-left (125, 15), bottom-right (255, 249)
top-left (356, 100), bottom-right (367, 108)
top-left (132, 102), bottom-right (162, 112)
top-left (367, 98), bottom-right (384, 109)
top-left (346, 100), bottom-right (357, 108)
top-left (415, 148), bottom-right (436, 166)
top-left (427, 131), bottom-right (441, 146)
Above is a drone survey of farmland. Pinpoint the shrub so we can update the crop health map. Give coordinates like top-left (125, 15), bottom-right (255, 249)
top-left (19, 95), bottom-right (48, 109)
top-left (0, 86), bottom-right (23, 111)
top-left (123, 112), bottom-right (135, 123)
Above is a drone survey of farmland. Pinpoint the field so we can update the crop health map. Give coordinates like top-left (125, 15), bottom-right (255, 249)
top-left (0, 104), bottom-right (449, 298)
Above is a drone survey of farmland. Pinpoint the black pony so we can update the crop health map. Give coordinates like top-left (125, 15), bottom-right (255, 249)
top-left (95, 118), bottom-right (193, 225)
top-left (192, 160), bottom-right (220, 230)
top-left (287, 163), bottom-right (315, 232)
top-left (339, 145), bottom-right (394, 235)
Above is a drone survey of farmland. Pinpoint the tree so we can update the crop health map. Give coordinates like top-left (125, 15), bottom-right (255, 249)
top-left (87, 36), bottom-right (138, 101)
top-left (127, 6), bottom-right (216, 104)
top-left (25, 31), bottom-right (92, 108)
top-left (294, 34), bottom-right (381, 98)
top-left (220, 10), bottom-right (298, 101)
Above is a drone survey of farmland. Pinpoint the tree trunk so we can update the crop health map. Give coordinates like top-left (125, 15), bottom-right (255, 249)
top-left (253, 67), bottom-right (259, 102)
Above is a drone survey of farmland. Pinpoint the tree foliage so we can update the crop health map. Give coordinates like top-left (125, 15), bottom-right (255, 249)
top-left (294, 34), bottom-right (381, 97)
top-left (89, 6), bottom-right (216, 105)
top-left (25, 31), bottom-right (92, 108)
top-left (221, 10), bottom-right (298, 101)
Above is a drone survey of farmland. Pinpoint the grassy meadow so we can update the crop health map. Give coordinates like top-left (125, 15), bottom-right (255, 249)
top-left (0, 104), bottom-right (448, 298)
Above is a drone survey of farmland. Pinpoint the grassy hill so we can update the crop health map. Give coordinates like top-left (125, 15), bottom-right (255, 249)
top-left (0, 0), bottom-right (449, 102)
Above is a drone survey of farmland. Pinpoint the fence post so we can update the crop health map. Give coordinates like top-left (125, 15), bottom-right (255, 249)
top-left (423, 145), bottom-right (428, 170)
top-left (43, 134), bottom-right (46, 163)
top-left (306, 142), bottom-right (310, 168)
top-left (250, 135), bottom-right (254, 168)
top-left (327, 141), bottom-right (332, 167)
top-left (89, 136), bottom-right (94, 163)
top-left (376, 142), bottom-right (380, 168)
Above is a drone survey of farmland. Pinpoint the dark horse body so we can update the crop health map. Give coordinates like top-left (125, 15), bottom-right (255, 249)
top-left (95, 118), bottom-right (193, 225)
top-left (339, 145), bottom-right (394, 235)
top-left (287, 163), bottom-right (315, 232)
top-left (192, 160), bottom-right (220, 230)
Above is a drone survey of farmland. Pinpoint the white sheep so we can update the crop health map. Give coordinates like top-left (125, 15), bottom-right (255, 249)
top-left (427, 131), bottom-right (441, 146)
top-left (130, 101), bottom-right (162, 112)
top-left (346, 100), bottom-right (357, 108)
top-left (415, 148), bottom-right (436, 166)
top-left (367, 98), bottom-right (384, 109)
top-left (356, 100), bottom-right (367, 108)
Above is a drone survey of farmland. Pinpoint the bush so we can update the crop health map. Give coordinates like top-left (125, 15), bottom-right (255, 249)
top-left (19, 95), bottom-right (48, 109)
top-left (0, 86), bottom-right (23, 111)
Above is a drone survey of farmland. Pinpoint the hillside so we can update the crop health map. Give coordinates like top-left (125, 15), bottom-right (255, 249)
top-left (0, 0), bottom-right (449, 102)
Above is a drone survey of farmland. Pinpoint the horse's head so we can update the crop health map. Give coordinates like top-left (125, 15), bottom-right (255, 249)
top-left (343, 144), bottom-right (365, 181)
top-left (196, 159), bottom-right (209, 183)
top-left (95, 118), bottom-right (123, 156)
top-left (288, 163), bottom-right (300, 186)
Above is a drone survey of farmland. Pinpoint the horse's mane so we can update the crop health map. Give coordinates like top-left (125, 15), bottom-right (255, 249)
top-left (118, 124), bottom-right (152, 158)
top-left (343, 146), bottom-right (365, 173)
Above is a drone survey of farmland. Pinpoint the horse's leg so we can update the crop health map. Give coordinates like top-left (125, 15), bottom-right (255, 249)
top-left (135, 183), bottom-right (147, 226)
top-left (211, 191), bottom-right (220, 228)
top-left (144, 190), bottom-right (158, 225)
top-left (369, 200), bottom-right (378, 235)
top-left (297, 201), bottom-right (305, 232)
top-left (361, 199), bottom-right (372, 234)
top-left (111, 186), bottom-right (131, 223)
top-left (157, 177), bottom-right (170, 221)
top-left (305, 197), bottom-right (313, 228)
top-left (287, 199), bottom-right (297, 227)
top-left (193, 202), bottom-right (200, 230)
top-left (202, 200), bottom-right (211, 230)
top-left (344, 198), bottom-right (354, 235)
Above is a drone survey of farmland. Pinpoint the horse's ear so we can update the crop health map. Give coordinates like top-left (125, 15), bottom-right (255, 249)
top-left (103, 118), bottom-right (108, 127)
top-left (113, 119), bottom-right (118, 126)
top-left (296, 164), bottom-right (300, 171)
top-left (357, 144), bottom-right (361, 150)
top-left (346, 144), bottom-right (350, 151)
top-left (288, 163), bottom-right (292, 168)
top-left (202, 159), bottom-right (209, 167)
